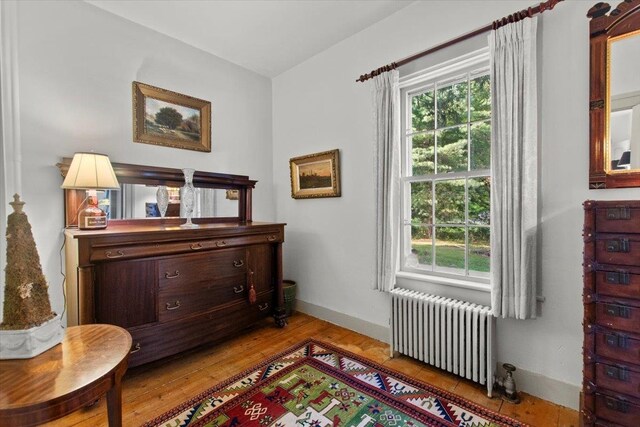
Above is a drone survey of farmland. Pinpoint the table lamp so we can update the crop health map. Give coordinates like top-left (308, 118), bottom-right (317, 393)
top-left (61, 152), bottom-right (120, 230)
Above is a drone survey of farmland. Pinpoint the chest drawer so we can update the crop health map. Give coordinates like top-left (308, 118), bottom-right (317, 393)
top-left (595, 299), bottom-right (640, 334)
top-left (596, 206), bottom-right (640, 234)
top-left (595, 393), bottom-right (640, 426)
top-left (596, 269), bottom-right (640, 299)
top-left (595, 235), bottom-right (640, 266)
top-left (595, 362), bottom-right (640, 397)
top-left (158, 248), bottom-right (247, 287)
top-left (595, 330), bottom-right (640, 365)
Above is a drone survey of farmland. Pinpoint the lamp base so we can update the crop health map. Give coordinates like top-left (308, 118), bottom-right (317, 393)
top-left (78, 191), bottom-right (107, 230)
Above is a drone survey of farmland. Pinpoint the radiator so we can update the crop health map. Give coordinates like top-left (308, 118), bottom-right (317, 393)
top-left (390, 288), bottom-right (495, 396)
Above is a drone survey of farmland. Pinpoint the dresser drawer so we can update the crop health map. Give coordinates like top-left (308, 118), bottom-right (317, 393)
top-left (596, 270), bottom-right (640, 299)
top-left (595, 300), bottom-right (640, 334)
top-left (128, 290), bottom-right (274, 367)
top-left (158, 247), bottom-right (247, 287)
top-left (595, 235), bottom-right (640, 266)
top-left (596, 206), bottom-right (640, 234)
top-left (595, 393), bottom-right (640, 426)
top-left (595, 362), bottom-right (640, 397)
top-left (595, 330), bottom-right (640, 365)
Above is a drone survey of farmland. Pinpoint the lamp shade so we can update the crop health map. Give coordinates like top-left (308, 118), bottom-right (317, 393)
top-left (61, 152), bottom-right (120, 190)
top-left (618, 150), bottom-right (631, 167)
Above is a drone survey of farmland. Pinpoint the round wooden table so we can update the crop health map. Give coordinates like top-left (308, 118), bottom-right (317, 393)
top-left (0, 324), bottom-right (131, 426)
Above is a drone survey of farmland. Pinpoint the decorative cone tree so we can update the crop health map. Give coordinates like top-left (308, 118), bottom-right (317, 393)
top-left (1, 194), bottom-right (55, 329)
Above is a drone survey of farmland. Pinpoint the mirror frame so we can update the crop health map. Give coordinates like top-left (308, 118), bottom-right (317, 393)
top-left (588, 0), bottom-right (640, 188)
top-left (57, 159), bottom-right (256, 227)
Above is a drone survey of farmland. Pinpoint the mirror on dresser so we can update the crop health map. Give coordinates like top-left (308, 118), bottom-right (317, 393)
top-left (588, 0), bottom-right (640, 188)
top-left (57, 159), bottom-right (255, 226)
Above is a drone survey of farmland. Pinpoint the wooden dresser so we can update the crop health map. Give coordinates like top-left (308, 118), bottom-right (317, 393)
top-left (583, 200), bottom-right (640, 426)
top-left (65, 222), bottom-right (286, 367)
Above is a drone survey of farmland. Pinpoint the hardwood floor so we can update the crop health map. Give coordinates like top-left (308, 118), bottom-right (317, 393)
top-left (42, 313), bottom-right (578, 426)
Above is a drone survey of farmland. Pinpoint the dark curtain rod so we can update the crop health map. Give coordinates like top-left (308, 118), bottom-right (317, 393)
top-left (356, 0), bottom-right (563, 83)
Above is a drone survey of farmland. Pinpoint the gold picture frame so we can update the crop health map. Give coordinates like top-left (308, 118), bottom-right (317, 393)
top-left (133, 81), bottom-right (211, 152)
top-left (289, 149), bottom-right (341, 199)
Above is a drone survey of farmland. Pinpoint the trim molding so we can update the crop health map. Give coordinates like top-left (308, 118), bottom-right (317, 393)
top-left (296, 299), bottom-right (579, 410)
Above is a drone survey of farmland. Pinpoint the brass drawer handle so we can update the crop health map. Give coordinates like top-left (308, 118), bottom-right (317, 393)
top-left (190, 243), bottom-right (203, 250)
top-left (605, 271), bottom-right (630, 285)
top-left (604, 396), bottom-right (629, 413)
top-left (258, 303), bottom-right (269, 311)
top-left (606, 207), bottom-right (631, 220)
top-left (604, 303), bottom-right (631, 318)
top-left (605, 238), bottom-right (630, 253)
top-left (267, 235), bottom-right (277, 242)
top-left (105, 250), bottom-right (125, 259)
top-left (604, 365), bottom-right (629, 382)
top-left (233, 260), bottom-right (244, 268)
top-left (166, 301), bottom-right (181, 311)
top-left (165, 270), bottom-right (180, 279)
top-left (130, 343), bottom-right (141, 354)
top-left (233, 285), bottom-right (244, 294)
top-left (216, 240), bottom-right (227, 247)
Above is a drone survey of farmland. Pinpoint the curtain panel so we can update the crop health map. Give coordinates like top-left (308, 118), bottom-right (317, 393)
top-left (489, 17), bottom-right (539, 319)
top-left (373, 70), bottom-right (400, 292)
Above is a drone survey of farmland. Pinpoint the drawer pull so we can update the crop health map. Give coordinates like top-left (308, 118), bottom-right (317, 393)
top-left (258, 303), bottom-right (269, 311)
top-left (605, 271), bottom-right (630, 285)
top-left (604, 365), bottom-right (629, 382)
top-left (233, 285), bottom-right (244, 294)
top-left (606, 207), bottom-right (631, 220)
top-left (164, 270), bottom-right (180, 279)
top-left (130, 343), bottom-right (141, 354)
top-left (605, 238), bottom-right (630, 253)
top-left (233, 260), bottom-right (244, 268)
top-left (166, 300), bottom-right (181, 311)
top-left (105, 250), bottom-right (125, 259)
top-left (604, 396), bottom-right (629, 413)
top-left (216, 241), bottom-right (227, 247)
top-left (267, 235), bottom-right (277, 242)
top-left (190, 243), bottom-right (203, 250)
top-left (604, 303), bottom-right (631, 318)
top-left (605, 332), bottom-right (629, 349)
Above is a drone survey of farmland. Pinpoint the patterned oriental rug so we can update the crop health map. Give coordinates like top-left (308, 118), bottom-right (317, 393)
top-left (144, 340), bottom-right (526, 427)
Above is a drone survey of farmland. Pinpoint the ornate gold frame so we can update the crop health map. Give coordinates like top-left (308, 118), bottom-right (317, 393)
top-left (289, 149), bottom-right (341, 199)
top-left (132, 81), bottom-right (211, 152)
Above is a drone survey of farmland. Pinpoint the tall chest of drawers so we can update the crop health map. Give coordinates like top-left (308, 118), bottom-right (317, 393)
top-left (583, 200), bottom-right (640, 426)
top-left (64, 222), bottom-right (286, 367)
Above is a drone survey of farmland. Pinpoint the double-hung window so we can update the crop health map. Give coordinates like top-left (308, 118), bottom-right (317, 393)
top-left (399, 51), bottom-right (491, 285)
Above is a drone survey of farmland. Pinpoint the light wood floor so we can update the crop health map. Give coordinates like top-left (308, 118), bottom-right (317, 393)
top-left (43, 312), bottom-right (578, 426)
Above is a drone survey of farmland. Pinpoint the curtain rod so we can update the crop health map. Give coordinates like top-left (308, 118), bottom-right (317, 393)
top-left (356, 0), bottom-right (564, 83)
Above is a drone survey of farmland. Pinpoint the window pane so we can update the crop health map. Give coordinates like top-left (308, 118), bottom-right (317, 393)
top-left (436, 125), bottom-right (468, 173)
top-left (437, 81), bottom-right (468, 127)
top-left (468, 227), bottom-right (490, 277)
top-left (412, 91), bottom-right (435, 132)
top-left (470, 120), bottom-right (491, 170)
top-left (468, 177), bottom-right (490, 225)
top-left (470, 75), bottom-right (491, 121)
top-left (434, 226), bottom-right (465, 274)
top-left (410, 133), bottom-right (435, 175)
top-left (435, 179), bottom-right (465, 224)
top-left (410, 181), bottom-right (432, 225)
top-left (408, 225), bottom-right (433, 269)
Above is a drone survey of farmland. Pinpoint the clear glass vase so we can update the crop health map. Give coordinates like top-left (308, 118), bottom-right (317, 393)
top-left (156, 185), bottom-right (169, 218)
top-left (180, 168), bottom-right (198, 227)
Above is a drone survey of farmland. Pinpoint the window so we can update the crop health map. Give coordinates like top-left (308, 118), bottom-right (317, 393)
top-left (400, 53), bottom-right (490, 284)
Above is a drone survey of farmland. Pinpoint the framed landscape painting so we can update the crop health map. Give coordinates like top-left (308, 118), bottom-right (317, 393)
top-left (133, 81), bottom-right (211, 152)
top-left (289, 149), bottom-right (341, 199)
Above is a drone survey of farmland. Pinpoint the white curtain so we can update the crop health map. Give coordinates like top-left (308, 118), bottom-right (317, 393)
top-left (489, 17), bottom-right (538, 319)
top-left (373, 70), bottom-right (400, 292)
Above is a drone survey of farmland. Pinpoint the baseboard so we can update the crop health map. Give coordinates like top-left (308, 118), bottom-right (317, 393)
top-left (296, 299), bottom-right (580, 410)
top-left (295, 299), bottom-right (389, 343)
top-left (495, 362), bottom-right (580, 410)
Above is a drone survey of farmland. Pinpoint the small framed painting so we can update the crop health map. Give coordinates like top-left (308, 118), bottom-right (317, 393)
top-left (133, 81), bottom-right (211, 152)
top-left (289, 149), bottom-right (341, 199)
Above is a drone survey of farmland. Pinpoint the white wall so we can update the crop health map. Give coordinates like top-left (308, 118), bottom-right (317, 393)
top-left (0, 0), bottom-right (274, 322)
top-left (273, 0), bottom-right (640, 408)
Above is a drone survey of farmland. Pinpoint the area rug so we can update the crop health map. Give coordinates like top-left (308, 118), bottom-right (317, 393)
top-left (143, 339), bottom-right (526, 427)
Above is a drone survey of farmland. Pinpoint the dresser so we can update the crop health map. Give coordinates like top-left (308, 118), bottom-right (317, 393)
top-left (583, 200), bottom-right (640, 426)
top-left (65, 222), bottom-right (286, 367)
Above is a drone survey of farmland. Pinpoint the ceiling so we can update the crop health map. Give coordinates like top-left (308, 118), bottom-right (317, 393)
top-left (86, 0), bottom-right (414, 78)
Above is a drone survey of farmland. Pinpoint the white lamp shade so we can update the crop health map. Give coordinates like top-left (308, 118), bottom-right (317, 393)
top-left (61, 152), bottom-right (120, 190)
